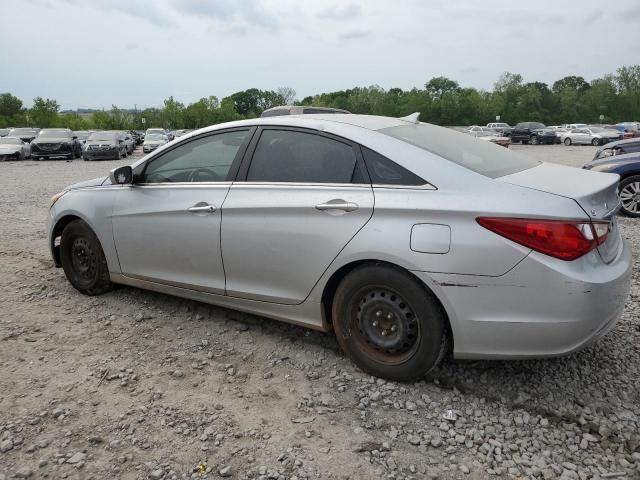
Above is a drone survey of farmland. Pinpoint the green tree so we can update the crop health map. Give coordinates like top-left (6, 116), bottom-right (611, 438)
top-left (30, 97), bottom-right (60, 127)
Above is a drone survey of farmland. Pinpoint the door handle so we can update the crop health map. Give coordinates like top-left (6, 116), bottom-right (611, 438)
top-left (188, 204), bottom-right (216, 213)
top-left (315, 200), bottom-right (359, 213)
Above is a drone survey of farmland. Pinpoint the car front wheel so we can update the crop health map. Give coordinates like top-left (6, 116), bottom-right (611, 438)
top-left (332, 264), bottom-right (447, 381)
top-left (592, 138), bottom-right (600, 146)
top-left (530, 135), bottom-right (539, 145)
top-left (564, 138), bottom-right (572, 146)
top-left (60, 220), bottom-right (114, 295)
top-left (619, 175), bottom-right (640, 218)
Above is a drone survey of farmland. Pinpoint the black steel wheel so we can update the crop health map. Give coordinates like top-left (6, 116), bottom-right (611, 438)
top-left (333, 264), bottom-right (447, 381)
top-left (60, 220), bottom-right (114, 295)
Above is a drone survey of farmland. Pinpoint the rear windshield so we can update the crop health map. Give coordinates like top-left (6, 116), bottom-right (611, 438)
top-left (379, 123), bottom-right (540, 178)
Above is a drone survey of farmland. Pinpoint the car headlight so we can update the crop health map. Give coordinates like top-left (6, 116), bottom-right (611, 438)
top-left (589, 164), bottom-right (615, 173)
top-left (50, 191), bottom-right (66, 208)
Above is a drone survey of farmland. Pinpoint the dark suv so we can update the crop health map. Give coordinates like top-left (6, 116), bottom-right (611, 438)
top-left (31, 129), bottom-right (81, 160)
top-left (511, 122), bottom-right (557, 145)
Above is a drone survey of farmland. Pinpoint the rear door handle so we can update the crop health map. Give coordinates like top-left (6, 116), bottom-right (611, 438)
top-left (188, 203), bottom-right (216, 213)
top-left (315, 200), bottom-right (359, 213)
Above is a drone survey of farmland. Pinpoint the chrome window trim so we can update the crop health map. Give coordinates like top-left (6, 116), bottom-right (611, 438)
top-left (228, 182), bottom-right (371, 189)
top-left (372, 183), bottom-right (437, 191)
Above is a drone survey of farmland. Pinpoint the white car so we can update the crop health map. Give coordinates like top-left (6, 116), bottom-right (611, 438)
top-left (563, 127), bottom-right (622, 146)
top-left (0, 136), bottom-right (31, 160)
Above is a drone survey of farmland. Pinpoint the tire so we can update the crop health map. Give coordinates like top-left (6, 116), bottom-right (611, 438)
top-left (619, 175), bottom-right (640, 218)
top-left (530, 135), bottom-right (539, 145)
top-left (60, 220), bottom-right (114, 295)
top-left (592, 138), bottom-right (600, 146)
top-left (332, 264), bottom-right (447, 381)
top-left (116, 149), bottom-right (122, 160)
top-left (564, 138), bottom-right (572, 146)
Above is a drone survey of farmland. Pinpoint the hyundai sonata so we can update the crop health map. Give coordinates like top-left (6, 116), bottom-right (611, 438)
top-left (47, 114), bottom-right (631, 380)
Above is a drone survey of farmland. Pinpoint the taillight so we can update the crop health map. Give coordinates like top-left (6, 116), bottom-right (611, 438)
top-left (477, 217), bottom-right (609, 261)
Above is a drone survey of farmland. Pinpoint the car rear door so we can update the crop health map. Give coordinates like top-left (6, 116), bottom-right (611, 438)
top-left (111, 128), bottom-right (253, 293)
top-left (221, 127), bottom-right (374, 305)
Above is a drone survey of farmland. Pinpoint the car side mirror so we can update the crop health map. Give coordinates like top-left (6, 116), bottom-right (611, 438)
top-left (73, 136), bottom-right (78, 139)
top-left (109, 166), bottom-right (133, 185)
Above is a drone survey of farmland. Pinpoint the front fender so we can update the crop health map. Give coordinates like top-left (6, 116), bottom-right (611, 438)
top-left (48, 188), bottom-right (120, 273)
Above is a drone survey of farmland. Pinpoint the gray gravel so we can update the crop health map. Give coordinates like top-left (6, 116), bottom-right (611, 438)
top-left (0, 144), bottom-right (638, 479)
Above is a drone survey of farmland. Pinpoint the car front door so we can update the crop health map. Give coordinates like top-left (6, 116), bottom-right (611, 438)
top-left (111, 128), bottom-right (254, 293)
top-left (221, 127), bottom-right (374, 305)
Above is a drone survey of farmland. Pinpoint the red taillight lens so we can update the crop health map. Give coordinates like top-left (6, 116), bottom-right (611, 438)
top-left (477, 217), bottom-right (609, 261)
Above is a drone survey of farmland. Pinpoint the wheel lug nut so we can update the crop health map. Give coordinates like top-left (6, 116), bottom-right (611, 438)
top-left (390, 325), bottom-right (397, 333)
top-left (381, 330), bottom-right (387, 336)
top-left (376, 310), bottom-right (382, 317)
top-left (372, 320), bottom-right (378, 327)
top-left (386, 313), bottom-right (393, 320)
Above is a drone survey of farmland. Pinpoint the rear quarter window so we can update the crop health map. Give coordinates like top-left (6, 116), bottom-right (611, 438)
top-left (379, 123), bottom-right (539, 179)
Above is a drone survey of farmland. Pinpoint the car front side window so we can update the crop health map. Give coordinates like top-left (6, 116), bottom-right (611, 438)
top-left (246, 129), bottom-right (359, 184)
top-left (140, 130), bottom-right (251, 183)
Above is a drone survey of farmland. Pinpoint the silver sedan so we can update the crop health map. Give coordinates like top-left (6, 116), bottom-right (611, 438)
top-left (47, 114), bottom-right (632, 380)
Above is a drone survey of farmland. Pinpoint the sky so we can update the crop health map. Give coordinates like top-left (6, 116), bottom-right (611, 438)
top-left (1, 0), bottom-right (639, 110)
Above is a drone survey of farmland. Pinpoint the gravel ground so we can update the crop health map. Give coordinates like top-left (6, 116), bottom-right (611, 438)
top-left (0, 144), bottom-right (639, 480)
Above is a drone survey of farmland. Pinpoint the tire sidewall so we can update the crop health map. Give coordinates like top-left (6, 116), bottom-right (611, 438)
top-left (332, 265), bottom-right (445, 381)
top-left (60, 220), bottom-right (111, 293)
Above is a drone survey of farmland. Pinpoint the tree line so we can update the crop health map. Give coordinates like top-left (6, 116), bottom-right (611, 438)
top-left (1, 66), bottom-right (638, 131)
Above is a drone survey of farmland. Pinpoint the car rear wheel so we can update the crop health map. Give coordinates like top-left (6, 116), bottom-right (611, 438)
top-left (619, 175), bottom-right (640, 218)
top-left (592, 138), bottom-right (600, 146)
top-left (60, 220), bottom-right (114, 295)
top-left (332, 264), bottom-right (447, 381)
top-left (564, 138), bottom-right (572, 146)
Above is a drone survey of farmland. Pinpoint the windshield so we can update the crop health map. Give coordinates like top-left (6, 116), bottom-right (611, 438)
top-left (73, 131), bottom-right (91, 139)
top-left (146, 134), bottom-right (166, 141)
top-left (0, 137), bottom-right (21, 145)
top-left (379, 123), bottom-right (540, 178)
top-left (87, 133), bottom-right (116, 141)
top-left (589, 127), bottom-right (605, 133)
top-left (38, 130), bottom-right (71, 139)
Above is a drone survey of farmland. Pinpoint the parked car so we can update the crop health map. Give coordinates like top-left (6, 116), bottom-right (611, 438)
top-left (563, 127), bottom-right (621, 146)
top-left (486, 122), bottom-right (513, 136)
top-left (72, 130), bottom-right (92, 146)
top-left (562, 123), bottom-right (588, 130)
top-left (510, 122), bottom-right (557, 144)
top-left (130, 130), bottom-right (142, 145)
top-left (106, 131), bottom-right (134, 155)
top-left (47, 113), bottom-right (630, 381)
top-left (593, 138), bottom-right (640, 160)
top-left (83, 132), bottom-right (126, 161)
top-left (8, 127), bottom-right (38, 143)
top-left (615, 122), bottom-right (640, 139)
top-left (465, 127), bottom-right (510, 147)
top-left (31, 129), bottom-right (80, 160)
top-left (261, 105), bottom-right (351, 117)
top-left (142, 133), bottom-right (169, 153)
top-left (582, 151), bottom-right (640, 217)
top-left (0, 128), bottom-right (10, 137)
top-left (145, 128), bottom-right (167, 139)
top-left (0, 136), bottom-right (31, 160)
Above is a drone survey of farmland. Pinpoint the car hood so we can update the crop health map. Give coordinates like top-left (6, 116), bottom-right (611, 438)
top-left (66, 176), bottom-right (109, 190)
top-left (584, 152), bottom-right (640, 169)
top-left (144, 141), bottom-right (165, 146)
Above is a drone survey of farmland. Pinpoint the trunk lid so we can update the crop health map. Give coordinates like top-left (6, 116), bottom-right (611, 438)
top-left (499, 162), bottom-right (622, 263)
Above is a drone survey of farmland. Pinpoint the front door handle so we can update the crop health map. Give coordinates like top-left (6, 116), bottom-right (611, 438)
top-left (315, 199), bottom-right (359, 213)
top-left (188, 203), bottom-right (216, 213)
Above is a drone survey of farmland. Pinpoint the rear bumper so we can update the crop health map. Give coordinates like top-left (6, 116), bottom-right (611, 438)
top-left (414, 239), bottom-right (632, 359)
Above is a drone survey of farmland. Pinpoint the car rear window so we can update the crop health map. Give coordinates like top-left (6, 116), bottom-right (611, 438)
top-left (378, 123), bottom-right (540, 178)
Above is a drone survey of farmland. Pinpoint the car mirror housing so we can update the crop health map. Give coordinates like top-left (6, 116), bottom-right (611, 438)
top-left (109, 166), bottom-right (133, 185)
